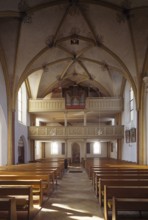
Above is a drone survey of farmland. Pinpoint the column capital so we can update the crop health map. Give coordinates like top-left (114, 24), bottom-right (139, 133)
top-left (143, 76), bottom-right (148, 84)
top-left (143, 77), bottom-right (148, 92)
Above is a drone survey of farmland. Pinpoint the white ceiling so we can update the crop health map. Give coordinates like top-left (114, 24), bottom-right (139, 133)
top-left (0, 0), bottom-right (148, 124)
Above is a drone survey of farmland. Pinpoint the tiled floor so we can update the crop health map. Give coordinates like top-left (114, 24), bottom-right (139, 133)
top-left (33, 166), bottom-right (104, 220)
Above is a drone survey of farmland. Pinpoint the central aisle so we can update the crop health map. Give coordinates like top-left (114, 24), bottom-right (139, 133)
top-left (33, 166), bottom-right (104, 220)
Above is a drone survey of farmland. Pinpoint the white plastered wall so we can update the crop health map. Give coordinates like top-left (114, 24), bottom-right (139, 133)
top-left (86, 141), bottom-right (107, 158)
top-left (0, 65), bottom-right (7, 165)
top-left (121, 81), bottom-right (137, 162)
top-left (40, 140), bottom-right (99, 160)
top-left (35, 141), bottom-right (42, 160)
top-left (44, 141), bottom-right (65, 159)
top-left (110, 140), bottom-right (118, 159)
top-left (15, 84), bottom-right (30, 164)
top-left (34, 139), bottom-right (108, 160)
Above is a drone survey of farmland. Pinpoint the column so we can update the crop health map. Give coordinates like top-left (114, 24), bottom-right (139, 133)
top-left (117, 139), bottom-right (122, 160)
top-left (84, 139), bottom-right (87, 160)
top-left (84, 112), bottom-right (87, 126)
top-left (83, 139), bottom-right (87, 168)
top-left (42, 142), bottom-right (45, 158)
top-left (29, 140), bottom-right (35, 161)
top-left (64, 112), bottom-right (67, 126)
top-left (7, 110), bottom-right (15, 165)
top-left (143, 77), bottom-right (148, 164)
top-left (64, 139), bottom-right (67, 158)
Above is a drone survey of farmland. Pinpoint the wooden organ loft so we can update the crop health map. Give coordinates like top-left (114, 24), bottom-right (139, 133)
top-left (28, 85), bottom-right (124, 162)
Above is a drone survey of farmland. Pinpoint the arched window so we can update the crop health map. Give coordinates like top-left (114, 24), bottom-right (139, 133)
top-left (51, 142), bottom-right (58, 155)
top-left (93, 141), bottom-right (101, 154)
top-left (129, 87), bottom-right (134, 121)
top-left (18, 83), bottom-right (27, 125)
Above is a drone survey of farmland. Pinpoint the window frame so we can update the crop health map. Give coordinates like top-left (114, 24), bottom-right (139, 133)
top-left (129, 87), bottom-right (134, 121)
top-left (17, 83), bottom-right (27, 125)
top-left (18, 86), bottom-right (23, 123)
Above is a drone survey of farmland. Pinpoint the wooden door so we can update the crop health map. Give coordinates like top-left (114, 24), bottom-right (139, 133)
top-left (72, 143), bottom-right (80, 163)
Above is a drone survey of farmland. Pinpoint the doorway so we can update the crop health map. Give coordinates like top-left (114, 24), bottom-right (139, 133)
top-left (18, 136), bottom-right (25, 164)
top-left (72, 143), bottom-right (80, 164)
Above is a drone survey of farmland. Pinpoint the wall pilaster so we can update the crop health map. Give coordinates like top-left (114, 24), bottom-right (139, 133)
top-left (7, 106), bottom-right (15, 165)
top-left (142, 77), bottom-right (148, 164)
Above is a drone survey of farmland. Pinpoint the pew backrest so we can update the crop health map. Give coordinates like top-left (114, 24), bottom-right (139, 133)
top-left (0, 180), bottom-right (43, 206)
top-left (0, 185), bottom-right (34, 220)
top-left (99, 178), bottom-right (148, 206)
top-left (112, 197), bottom-right (148, 220)
top-left (104, 185), bottom-right (148, 220)
top-left (0, 197), bottom-right (17, 220)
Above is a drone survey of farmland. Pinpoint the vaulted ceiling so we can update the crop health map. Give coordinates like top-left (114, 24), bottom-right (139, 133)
top-left (0, 0), bottom-right (148, 124)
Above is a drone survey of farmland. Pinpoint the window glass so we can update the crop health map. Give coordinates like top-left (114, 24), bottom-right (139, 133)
top-left (93, 141), bottom-right (101, 154)
top-left (51, 142), bottom-right (58, 155)
top-left (129, 88), bottom-right (134, 121)
top-left (18, 83), bottom-right (27, 125)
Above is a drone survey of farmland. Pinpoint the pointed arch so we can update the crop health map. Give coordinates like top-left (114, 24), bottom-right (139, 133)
top-left (17, 135), bottom-right (27, 164)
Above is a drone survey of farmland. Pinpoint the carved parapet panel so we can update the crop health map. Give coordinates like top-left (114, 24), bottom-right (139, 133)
top-left (85, 127), bottom-right (96, 136)
top-left (86, 97), bottom-right (123, 112)
top-left (47, 127), bottom-right (65, 136)
top-left (66, 127), bottom-right (84, 136)
top-left (96, 127), bottom-right (105, 136)
top-left (47, 127), bottom-right (56, 136)
top-left (29, 97), bottom-right (123, 113)
top-left (29, 127), bottom-right (38, 135)
top-left (29, 98), bottom-right (65, 112)
top-left (29, 125), bottom-right (124, 139)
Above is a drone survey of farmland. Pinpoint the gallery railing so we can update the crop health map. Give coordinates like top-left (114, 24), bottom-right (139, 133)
top-left (28, 125), bottom-right (124, 140)
top-left (28, 97), bottom-right (123, 113)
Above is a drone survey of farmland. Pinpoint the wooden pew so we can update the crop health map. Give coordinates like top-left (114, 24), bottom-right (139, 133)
top-left (86, 157), bottom-right (148, 179)
top-left (86, 159), bottom-right (139, 179)
top-left (0, 185), bottom-right (34, 220)
top-left (0, 197), bottom-right (17, 220)
top-left (95, 173), bottom-right (148, 196)
top-left (104, 185), bottom-right (148, 220)
top-left (92, 168), bottom-right (148, 191)
top-left (99, 178), bottom-right (148, 207)
top-left (0, 165), bottom-right (59, 186)
top-left (28, 161), bottom-right (64, 179)
top-left (0, 166), bottom-right (56, 187)
top-left (0, 180), bottom-right (43, 206)
top-left (92, 168), bottom-right (148, 187)
top-left (8, 165), bottom-right (58, 183)
top-left (0, 173), bottom-right (52, 195)
top-left (112, 197), bottom-right (148, 220)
